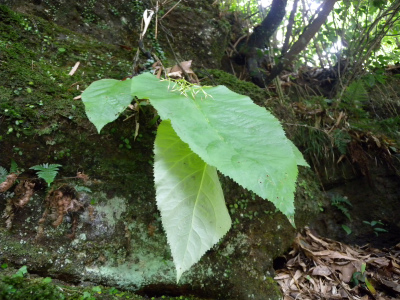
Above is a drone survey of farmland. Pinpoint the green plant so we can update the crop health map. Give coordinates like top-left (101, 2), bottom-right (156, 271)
top-left (30, 163), bottom-right (62, 186)
top-left (12, 266), bottom-right (28, 278)
top-left (341, 224), bottom-right (352, 235)
top-left (0, 266), bottom-right (64, 299)
top-left (331, 195), bottom-right (352, 220)
top-left (363, 220), bottom-right (388, 236)
top-left (0, 160), bottom-right (19, 183)
top-left (81, 72), bottom-right (308, 281)
top-left (0, 166), bottom-right (8, 183)
top-left (332, 129), bottom-right (351, 155)
top-left (340, 80), bottom-right (369, 118)
top-left (351, 262), bottom-right (376, 294)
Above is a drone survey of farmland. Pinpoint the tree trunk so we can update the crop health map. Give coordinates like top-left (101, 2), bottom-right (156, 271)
top-left (238, 0), bottom-right (288, 87)
top-left (265, 0), bottom-right (337, 85)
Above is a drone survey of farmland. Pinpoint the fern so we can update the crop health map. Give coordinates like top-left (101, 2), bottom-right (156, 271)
top-left (0, 166), bottom-right (8, 183)
top-left (9, 160), bottom-right (18, 174)
top-left (333, 129), bottom-right (351, 155)
top-left (342, 80), bottom-right (369, 104)
top-left (30, 163), bottom-right (62, 186)
top-left (73, 185), bottom-right (92, 193)
top-left (331, 195), bottom-right (352, 221)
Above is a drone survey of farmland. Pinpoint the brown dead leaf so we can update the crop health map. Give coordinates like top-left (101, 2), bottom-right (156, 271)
top-left (332, 262), bottom-right (358, 283)
top-left (274, 273), bottom-right (291, 280)
top-left (167, 71), bottom-right (183, 78)
top-left (312, 250), bottom-right (358, 261)
top-left (275, 228), bottom-right (400, 300)
top-left (312, 265), bottom-right (332, 276)
top-left (368, 257), bottom-right (390, 267)
top-left (167, 60), bottom-right (200, 83)
top-left (76, 172), bottom-right (89, 183)
top-left (380, 278), bottom-right (400, 293)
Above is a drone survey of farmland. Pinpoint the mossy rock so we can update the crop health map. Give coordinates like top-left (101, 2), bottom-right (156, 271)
top-left (0, 4), bottom-right (322, 300)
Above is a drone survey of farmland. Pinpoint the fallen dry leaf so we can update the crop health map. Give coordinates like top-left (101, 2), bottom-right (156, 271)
top-left (274, 227), bottom-right (400, 300)
top-left (312, 265), bottom-right (332, 276)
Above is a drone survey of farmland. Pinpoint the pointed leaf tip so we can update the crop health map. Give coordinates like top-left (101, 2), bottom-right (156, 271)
top-left (81, 79), bottom-right (133, 133)
top-left (154, 120), bottom-right (231, 281)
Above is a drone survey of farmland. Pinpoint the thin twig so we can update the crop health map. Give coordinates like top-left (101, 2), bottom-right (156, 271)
top-left (162, 27), bottom-right (190, 81)
top-left (160, 0), bottom-right (182, 20)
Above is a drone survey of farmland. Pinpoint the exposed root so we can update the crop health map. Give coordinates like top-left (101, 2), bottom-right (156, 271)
top-left (0, 173), bottom-right (18, 192)
top-left (2, 180), bottom-right (35, 229)
top-left (36, 185), bottom-right (91, 240)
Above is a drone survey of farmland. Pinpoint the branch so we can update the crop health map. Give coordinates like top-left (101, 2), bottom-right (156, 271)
top-left (240, 0), bottom-right (287, 52)
top-left (266, 0), bottom-right (337, 84)
top-left (282, 0), bottom-right (300, 55)
top-left (238, 0), bottom-right (288, 87)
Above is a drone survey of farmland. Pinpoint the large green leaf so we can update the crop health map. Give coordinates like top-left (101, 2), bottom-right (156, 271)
top-left (132, 73), bottom-right (303, 224)
top-left (154, 120), bottom-right (231, 282)
top-left (81, 79), bottom-right (133, 133)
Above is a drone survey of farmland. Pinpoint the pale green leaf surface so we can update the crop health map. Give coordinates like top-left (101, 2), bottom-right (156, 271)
top-left (81, 79), bottom-right (133, 133)
top-left (289, 140), bottom-right (310, 167)
top-left (154, 120), bottom-right (231, 282)
top-left (132, 73), bottom-right (304, 223)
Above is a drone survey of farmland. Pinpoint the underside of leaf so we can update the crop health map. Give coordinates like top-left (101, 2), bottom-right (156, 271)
top-left (154, 120), bottom-right (231, 282)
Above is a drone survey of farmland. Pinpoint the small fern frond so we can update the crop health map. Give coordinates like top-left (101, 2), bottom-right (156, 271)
top-left (343, 80), bottom-right (369, 104)
top-left (73, 185), bottom-right (92, 193)
top-left (333, 129), bottom-right (351, 155)
top-left (0, 166), bottom-right (8, 183)
top-left (30, 163), bottom-right (62, 186)
top-left (10, 160), bottom-right (19, 174)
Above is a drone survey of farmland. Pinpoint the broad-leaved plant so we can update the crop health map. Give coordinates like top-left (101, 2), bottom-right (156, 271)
top-left (81, 73), bottom-right (308, 281)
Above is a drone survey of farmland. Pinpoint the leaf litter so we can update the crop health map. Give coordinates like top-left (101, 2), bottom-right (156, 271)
top-left (274, 227), bottom-right (400, 300)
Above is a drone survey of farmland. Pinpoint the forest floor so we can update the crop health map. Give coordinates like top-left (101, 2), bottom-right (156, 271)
top-left (275, 228), bottom-right (400, 300)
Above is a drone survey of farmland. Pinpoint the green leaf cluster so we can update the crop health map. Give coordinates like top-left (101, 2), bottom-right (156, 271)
top-left (30, 163), bottom-right (62, 186)
top-left (81, 73), bottom-right (308, 281)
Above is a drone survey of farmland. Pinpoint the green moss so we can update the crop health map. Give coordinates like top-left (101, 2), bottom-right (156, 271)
top-left (0, 273), bottom-right (65, 300)
top-left (0, 4), bottom-right (155, 194)
top-left (0, 4), bottom-right (133, 130)
top-left (200, 69), bottom-right (271, 105)
top-left (1, 265), bottom-right (205, 300)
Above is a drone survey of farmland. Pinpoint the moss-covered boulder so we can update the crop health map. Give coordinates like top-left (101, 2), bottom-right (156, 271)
top-left (1, 0), bottom-right (230, 69)
top-left (0, 4), bottom-right (322, 299)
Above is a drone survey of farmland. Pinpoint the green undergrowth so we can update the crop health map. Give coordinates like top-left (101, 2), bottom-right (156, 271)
top-left (0, 265), bottom-right (206, 300)
top-left (0, 4), bottom-right (156, 211)
top-left (0, 4), bottom-right (134, 135)
top-left (199, 69), bottom-right (272, 105)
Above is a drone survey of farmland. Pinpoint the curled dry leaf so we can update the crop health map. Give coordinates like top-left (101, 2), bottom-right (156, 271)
top-left (76, 172), bottom-right (90, 183)
top-left (312, 265), bottom-right (332, 276)
top-left (166, 60), bottom-right (200, 83)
